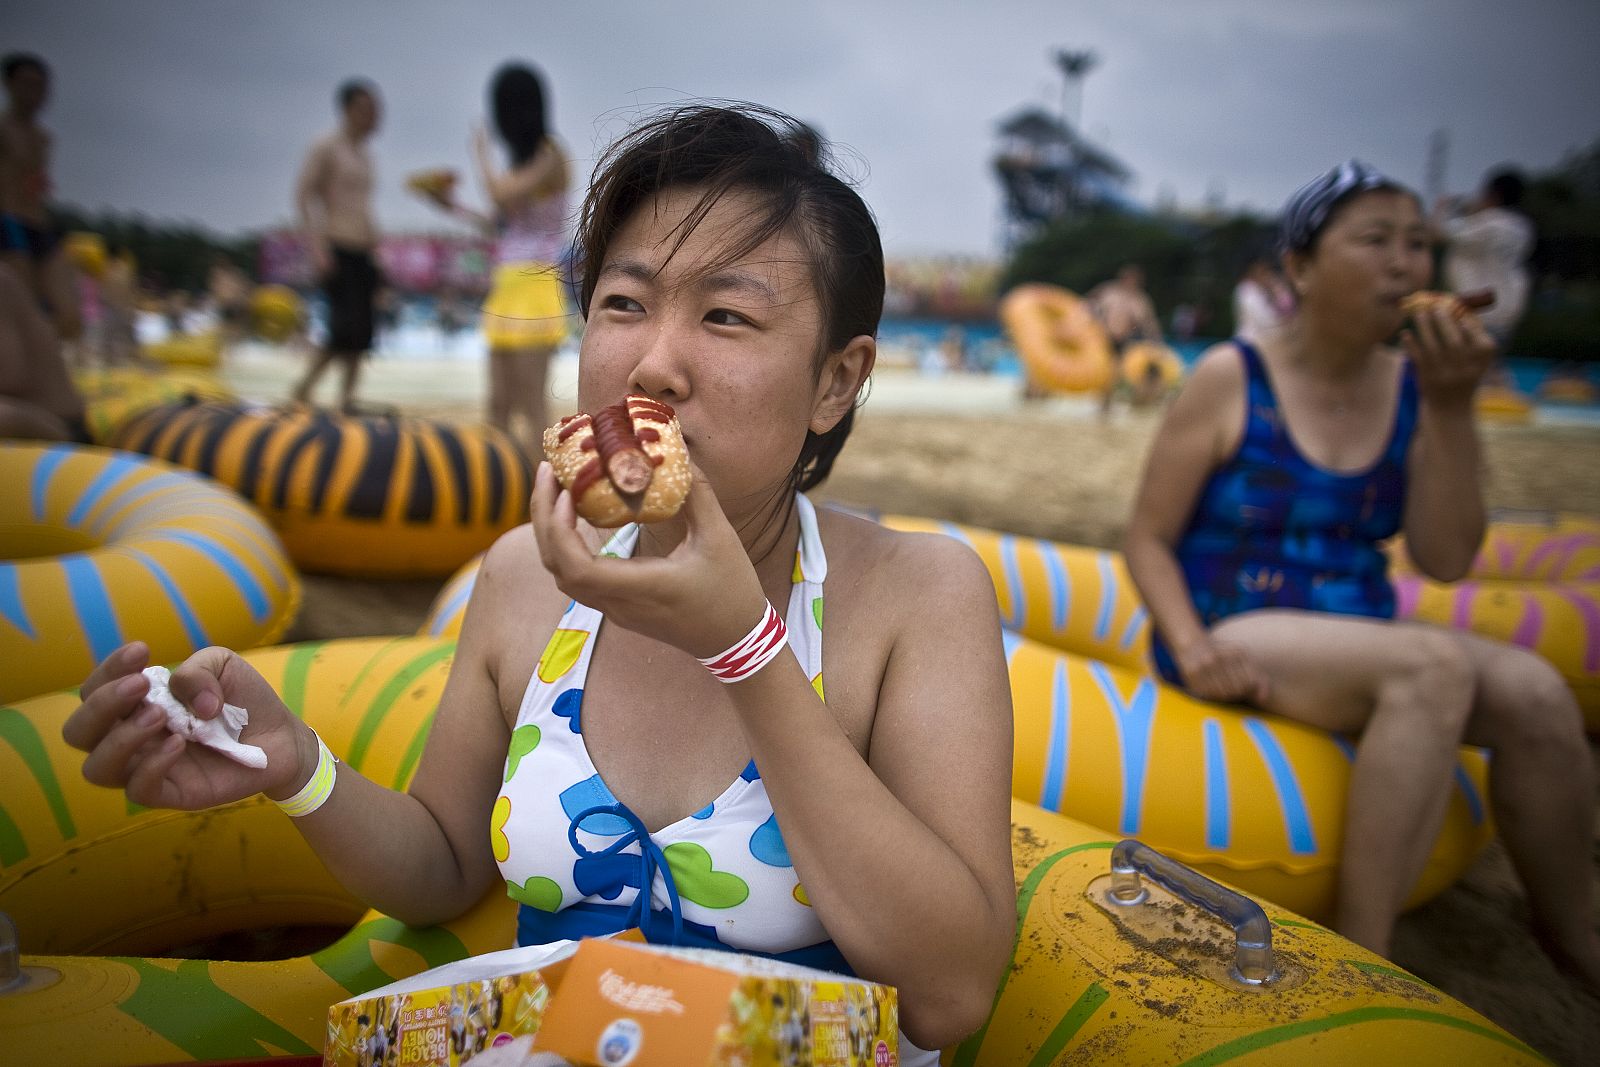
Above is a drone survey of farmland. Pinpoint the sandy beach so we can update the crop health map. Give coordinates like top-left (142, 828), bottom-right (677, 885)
top-left (243, 350), bottom-right (1600, 1064)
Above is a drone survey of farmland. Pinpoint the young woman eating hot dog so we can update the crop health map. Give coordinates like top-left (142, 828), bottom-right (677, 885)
top-left (63, 105), bottom-right (1015, 1057)
top-left (1122, 160), bottom-right (1600, 992)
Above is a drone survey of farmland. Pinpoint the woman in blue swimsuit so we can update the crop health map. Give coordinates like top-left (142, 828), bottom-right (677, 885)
top-left (1124, 161), bottom-right (1599, 991)
top-left (64, 106), bottom-right (1016, 1057)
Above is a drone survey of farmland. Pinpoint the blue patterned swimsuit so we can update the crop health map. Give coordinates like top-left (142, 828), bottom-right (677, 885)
top-left (1151, 339), bottom-right (1418, 687)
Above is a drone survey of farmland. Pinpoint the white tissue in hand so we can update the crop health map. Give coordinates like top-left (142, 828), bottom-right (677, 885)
top-left (141, 666), bottom-right (268, 769)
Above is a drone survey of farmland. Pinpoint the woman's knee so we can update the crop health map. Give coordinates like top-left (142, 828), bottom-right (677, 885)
top-left (1384, 627), bottom-right (1475, 715)
top-left (1479, 650), bottom-right (1587, 755)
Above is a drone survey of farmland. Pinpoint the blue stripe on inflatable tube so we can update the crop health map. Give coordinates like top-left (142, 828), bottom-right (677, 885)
top-left (61, 555), bottom-right (123, 662)
top-left (936, 521), bottom-right (975, 549)
top-left (1241, 716), bottom-right (1318, 855)
top-left (1453, 764), bottom-right (1485, 825)
top-left (125, 548), bottom-right (209, 649)
top-left (1120, 605), bottom-right (1147, 651)
top-left (145, 531), bottom-right (270, 622)
top-left (1094, 554), bottom-right (1117, 643)
top-left (997, 536), bottom-right (1025, 630)
top-left (85, 471), bottom-right (192, 538)
top-left (1042, 542), bottom-right (1070, 633)
top-left (65, 453), bottom-right (147, 528)
top-left (428, 580), bottom-right (476, 637)
top-left (1335, 726), bottom-right (1483, 826)
top-left (1041, 656), bottom-right (1071, 810)
top-left (1203, 718), bottom-right (1230, 850)
top-left (29, 446), bottom-right (71, 521)
top-left (0, 566), bottom-right (34, 639)
top-left (1087, 659), bottom-right (1157, 835)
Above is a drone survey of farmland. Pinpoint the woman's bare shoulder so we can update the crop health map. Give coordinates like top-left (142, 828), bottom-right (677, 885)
top-left (815, 507), bottom-right (998, 618)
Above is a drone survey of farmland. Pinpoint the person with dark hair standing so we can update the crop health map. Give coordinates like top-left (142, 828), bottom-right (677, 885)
top-left (291, 79), bottom-right (382, 412)
top-left (64, 105), bottom-right (1015, 1060)
top-left (1433, 167), bottom-right (1534, 345)
top-left (1124, 160), bottom-right (1598, 991)
top-left (419, 62), bottom-right (573, 456)
top-left (0, 52), bottom-right (79, 341)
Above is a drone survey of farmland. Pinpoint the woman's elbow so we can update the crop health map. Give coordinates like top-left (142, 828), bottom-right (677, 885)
top-left (899, 920), bottom-right (1011, 1049)
top-left (1409, 543), bottom-right (1477, 584)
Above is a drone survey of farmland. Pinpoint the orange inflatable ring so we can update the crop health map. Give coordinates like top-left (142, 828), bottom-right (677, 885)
top-left (1475, 385), bottom-right (1533, 422)
top-left (1000, 283), bottom-right (1114, 393)
top-left (1118, 340), bottom-right (1183, 390)
top-left (1537, 376), bottom-right (1597, 405)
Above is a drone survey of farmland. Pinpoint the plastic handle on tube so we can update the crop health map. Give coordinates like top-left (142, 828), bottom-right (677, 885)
top-left (1108, 839), bottom-right (1279, 986)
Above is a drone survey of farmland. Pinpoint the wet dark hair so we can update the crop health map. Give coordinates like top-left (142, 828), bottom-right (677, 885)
top-left (336, 79), bottom-right (377, 112)
top-left (2, 53), bottom-right (47, 82)
top-left (1486, 168), bottom-right (1526, 209)
top-left (491, 63), bottom-right (548, 168)
top-left (575, 104), bottom-right (883, 494)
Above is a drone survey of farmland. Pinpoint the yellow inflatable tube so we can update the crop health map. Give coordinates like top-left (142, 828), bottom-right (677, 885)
top-left (0, 637), bottom-right (515, 1064)
top-left (417, 544), bottom-right (1491, 922)
top-left (999, 283), bottom-right (1114, 394)
top-left (74, 365), bottom-right (236, 444)
top-left (883, 513), bottom-right (1600, 728)
top-left (1001, 631), bottom-right (1490, 921)
top-left (1119, 339), bottom-right (1184, 390)
top-left (0, 442), bottom-right (299, 704)
top-left (250, 284), bottom-right (305, 343)
top-left (143, 330), bottom-right (224, 369)
top-left (1391, 512), bottom-right (1600, 583)
top-left (952, 802), bottom-right (1543, 1065)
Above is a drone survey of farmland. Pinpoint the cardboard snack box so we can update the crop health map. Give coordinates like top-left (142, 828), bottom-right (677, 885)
top-left (323, 941), bottom-right (580, 1067)
top-left (535, 939), bottom-right (899, 1067)
top-left (323, 938), bottom-right (899, 1067)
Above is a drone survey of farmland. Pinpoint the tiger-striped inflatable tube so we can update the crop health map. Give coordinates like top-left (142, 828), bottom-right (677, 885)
top-left (0, 637), bottom-right (514, 1064)
top-left (111, 401), bottom-right (531, 579)
top-left (0, 442), bottom-right (299, 704)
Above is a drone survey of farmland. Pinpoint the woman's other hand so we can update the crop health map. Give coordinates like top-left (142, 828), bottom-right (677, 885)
top-left (1175, 634), bottom-right (1272, 706)
top-left (1403, 301), bottom-right (1496, 408)
top-left (63, 642), bottom-right (314, 811)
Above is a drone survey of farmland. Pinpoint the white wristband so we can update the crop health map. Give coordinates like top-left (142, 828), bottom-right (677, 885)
top-left (274, 731), bottom-right (338, 818)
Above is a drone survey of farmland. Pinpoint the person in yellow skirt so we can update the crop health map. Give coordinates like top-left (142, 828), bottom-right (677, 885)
top-left (419, 62), bottom-right (573, 457)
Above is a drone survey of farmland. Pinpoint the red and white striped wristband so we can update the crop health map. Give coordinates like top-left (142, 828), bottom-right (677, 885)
top-left (697, 601), bottom-right (789, 683)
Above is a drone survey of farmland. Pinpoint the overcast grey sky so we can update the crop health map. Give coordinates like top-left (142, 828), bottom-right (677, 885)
top-left (8, 1), bottom-right (1597, 257)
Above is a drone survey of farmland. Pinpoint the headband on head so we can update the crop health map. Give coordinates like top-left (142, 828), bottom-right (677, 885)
top-left (1279, 159), bottom-right (1407, 253)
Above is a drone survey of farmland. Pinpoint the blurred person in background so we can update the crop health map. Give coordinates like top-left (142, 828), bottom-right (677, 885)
top-left (419, 61), bottom-right (572, 457)
top-left (1432, 167), bottom-right (1533, 346)
top-left (291, 79), bottom-right (383, 413)
top-left (0, 261), bottom-right (88, 441)
top-left (0, 52), bottom-right (79, 341)
top-left (1087, 263), bottom-right (1163, 415)
top-left (1232, 257), bottom-right (1294, 343)
top-left (207, 254), bottom-right (252, 354)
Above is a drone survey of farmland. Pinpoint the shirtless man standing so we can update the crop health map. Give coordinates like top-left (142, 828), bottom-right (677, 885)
top-left (1087, 263), bottom-right (1164, 414)
top-left (291, 79), bottom-right (382, 412)
top-left (1, 53), bottom-right (79, 341)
